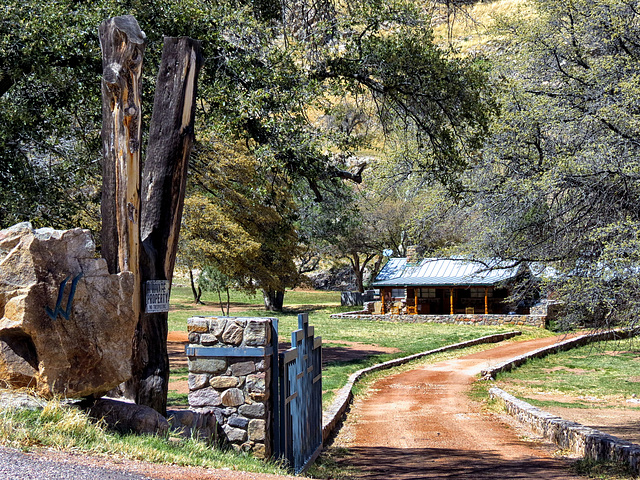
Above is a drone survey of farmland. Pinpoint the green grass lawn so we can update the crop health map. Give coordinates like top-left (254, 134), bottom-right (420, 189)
top-left (489, 337), bottom-right (640, 408)
top-left (167, 286), bottom-right (342, 331)
top-left (167, 286), bottom-right (544, 407)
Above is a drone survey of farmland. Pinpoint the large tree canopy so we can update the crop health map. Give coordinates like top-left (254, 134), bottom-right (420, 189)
top-left (466, 0), bottom-right (640, 329)
top-left (188, 140), bottom-right (301, 311)
top-left (1, 0), bottom-right (493, 230)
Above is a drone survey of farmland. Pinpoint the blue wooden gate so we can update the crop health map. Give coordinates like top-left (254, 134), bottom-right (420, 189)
top-left (275, 313), bottom-right (322, 473)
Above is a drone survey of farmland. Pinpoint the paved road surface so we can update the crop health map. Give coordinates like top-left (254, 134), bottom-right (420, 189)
top-left (0, 446), bottom-right (153, 480)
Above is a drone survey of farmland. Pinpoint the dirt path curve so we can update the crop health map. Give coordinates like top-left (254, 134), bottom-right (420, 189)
top-left (335, 335), bottom-right (587, 479)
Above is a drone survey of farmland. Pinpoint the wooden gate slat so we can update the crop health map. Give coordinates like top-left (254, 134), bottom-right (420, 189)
top-left (276, 312), bottom-right (322, 473)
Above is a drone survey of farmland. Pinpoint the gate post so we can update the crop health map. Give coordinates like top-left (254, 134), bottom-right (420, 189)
top-left (182, 313), bottom-right (322, 473)
top-left (185, 316), bottom-right (276, 458)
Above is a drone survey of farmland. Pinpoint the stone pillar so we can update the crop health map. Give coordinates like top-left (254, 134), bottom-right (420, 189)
top-left (406, 245), bottom-right (421, 265)
top-left (185, 316), bottom-right (275, 458)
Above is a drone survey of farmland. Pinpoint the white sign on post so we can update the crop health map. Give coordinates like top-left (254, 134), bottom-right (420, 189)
top-left (145, 280), bottom-right (171, 313)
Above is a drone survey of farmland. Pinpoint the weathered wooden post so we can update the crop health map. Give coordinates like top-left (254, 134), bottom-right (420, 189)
top-left (99, 15), bottom-right (145, 318)
top-left (100, 16), bottom-right (203, 414)
top-left (125, 37), bottom-right (204, 414)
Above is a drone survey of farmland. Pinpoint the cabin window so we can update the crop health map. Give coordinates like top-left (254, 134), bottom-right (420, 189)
top-left (419, 288), bottom-right (437, 298)
top-left (470, 288), bottom-right (492, 298)
top-left (391, 288), bottom-right (406, 299)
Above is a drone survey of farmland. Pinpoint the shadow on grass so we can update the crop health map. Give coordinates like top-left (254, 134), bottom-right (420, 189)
top-left (170, 302), bottom-right (264, 312)
top-left (277, 340), bottom-right (395, 368)
top-left (323, 347), bottom-right (394, 367)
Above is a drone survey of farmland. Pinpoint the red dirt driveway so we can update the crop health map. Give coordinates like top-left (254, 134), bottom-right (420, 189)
top-left (333, 335), bottom-right (588, 480)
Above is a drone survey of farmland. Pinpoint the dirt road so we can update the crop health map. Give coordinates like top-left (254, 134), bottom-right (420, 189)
top-left (333, 336), bottom-right (587, 479)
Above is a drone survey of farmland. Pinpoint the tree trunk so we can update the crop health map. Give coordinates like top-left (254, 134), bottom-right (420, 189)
top-left (189, 269), bottom-right (203, 304)
top-left (99, 15), bottom-right (145, 297)
top-left (263, 289), bottom-right (285, 311)
top-left (348, 252), bottom-right (377, 293)
top-left (370, 254), bottom-right (383, 284)
top-left (216, 287), bottom-right (225, 315)
top-left (225, 286), bottom-right (231, 316)
top-left (354, 270), bottom-right (365, 293)
top-left (349, 253), bottom-right (365, 293)
top-left (124, 36), bottom-right (203, 415)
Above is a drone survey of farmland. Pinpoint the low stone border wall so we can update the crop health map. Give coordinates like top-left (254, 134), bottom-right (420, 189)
top-left (480, 329), bottom-right (639, 379)
top-left (489, 387), bottom-right (640, 474)
top-left (481, 328), bottom-right (640, 473)
top-left (330, 312), bottom-right (545, 328)
top-left (321, 331), bottom-right (522, 443)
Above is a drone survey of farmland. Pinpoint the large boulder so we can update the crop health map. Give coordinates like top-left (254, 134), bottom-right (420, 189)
top-left (0, 222), bottom-right (135, 398)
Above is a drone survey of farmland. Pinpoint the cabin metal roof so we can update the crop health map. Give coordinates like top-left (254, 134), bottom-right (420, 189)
top-left (372, 258), bottom-right (519, 288)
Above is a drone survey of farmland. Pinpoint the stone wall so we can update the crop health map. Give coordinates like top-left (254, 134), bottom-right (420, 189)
top-left (483, 329), bottom-right (640, 473)
top-left (490, 387), bottom-right (640, 474)
top-left (330, 312), bottom-right (546, 328)
top-left (185, 316), bottom-right (275, 458)
top-left (530, 300), bottom-right (562, 320)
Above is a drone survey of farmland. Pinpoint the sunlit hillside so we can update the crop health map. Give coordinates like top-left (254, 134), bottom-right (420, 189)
top-left (430, 0), bottom-right (531, 54)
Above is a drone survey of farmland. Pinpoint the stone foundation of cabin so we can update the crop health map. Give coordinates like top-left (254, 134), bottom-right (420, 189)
top-left (330, 312), bottom-right (546, 328)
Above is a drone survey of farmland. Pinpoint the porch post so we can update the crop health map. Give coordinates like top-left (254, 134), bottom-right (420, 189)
top-left (450, 288), bottom-right (454, 315)
top-left (380, 288), bottom-right (386, 315)
top-left (485, 287), bottom-right (489, 314)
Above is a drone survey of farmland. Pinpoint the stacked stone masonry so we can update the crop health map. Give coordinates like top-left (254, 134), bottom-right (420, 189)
top-left (483, 329), bottom-right (640, 474)
top-left (185, 316), bottom-right (274, 458)
top-left (330, 312), bottom-right (545, 328)
top-left (490, 387), bottom-right (640, 474)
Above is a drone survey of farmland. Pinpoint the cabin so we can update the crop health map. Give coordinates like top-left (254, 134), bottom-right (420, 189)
top-left (371, 257), bottom-right (525, 315)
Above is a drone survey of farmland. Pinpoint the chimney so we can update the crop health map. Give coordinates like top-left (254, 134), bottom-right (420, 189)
top-left (406, 245), bottom-right (420, 265)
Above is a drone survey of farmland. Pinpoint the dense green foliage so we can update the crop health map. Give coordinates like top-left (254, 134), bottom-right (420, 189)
top-left (0, 0), bottom-right (491, 221)
top-left (0, 2), bottom-right (104, 229)
top-left (463, 0), bottom-right (640, 329)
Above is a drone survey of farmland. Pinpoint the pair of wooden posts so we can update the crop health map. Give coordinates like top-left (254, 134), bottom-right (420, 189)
top-left (99, 16), bottom-right (203, 414)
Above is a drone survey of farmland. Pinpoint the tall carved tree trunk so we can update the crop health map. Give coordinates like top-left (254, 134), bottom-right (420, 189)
top-left (124, 37), bottom-right (204, 415)
top-left (100, 17), bottom-right (203, 414)
top-left (99, 15), bottom-right (145, 318)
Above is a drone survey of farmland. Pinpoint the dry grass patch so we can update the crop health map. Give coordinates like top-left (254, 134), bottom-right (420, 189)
top-left (430, 0), bottom-right (533, 54)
